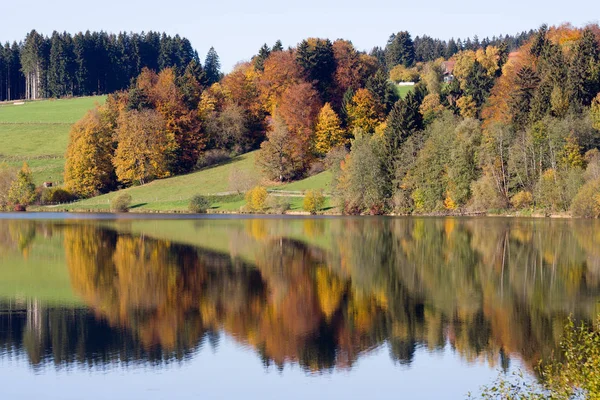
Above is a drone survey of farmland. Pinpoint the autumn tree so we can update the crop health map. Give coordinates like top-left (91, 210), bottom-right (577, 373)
top-left (314, 103), bottom-right (345, 156)
top-left (0, 163), bottom-right (16, 210)
top-left (277, 82), bottom-right (322, 171)
top-left (8, 163), bottom-right (36, 207)
top-left (64, 107), bottom-right (116, 197)
top-left (144, 68), bottom-right (204, 173)
top-left (347, 88), bottom-right (384, 134)
top-left (256, 116), bottom-right (303, 181)
top-left (113, 109), bottom-right (175, 185)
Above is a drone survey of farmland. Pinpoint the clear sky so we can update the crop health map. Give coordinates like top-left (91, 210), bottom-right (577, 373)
top-left (1, 0), bottom-right (598, 71)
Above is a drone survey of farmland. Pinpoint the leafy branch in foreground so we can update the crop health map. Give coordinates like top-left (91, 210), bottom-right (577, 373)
top-left (473, 316), bottom-right (600, 399)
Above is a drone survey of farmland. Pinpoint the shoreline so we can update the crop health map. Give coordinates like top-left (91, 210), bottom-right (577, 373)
top-left (7, 208), bottom-right (580, 219)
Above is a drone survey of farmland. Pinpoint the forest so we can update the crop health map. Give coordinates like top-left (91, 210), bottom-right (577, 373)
top-left (2, 24), bottom-right (600, 216)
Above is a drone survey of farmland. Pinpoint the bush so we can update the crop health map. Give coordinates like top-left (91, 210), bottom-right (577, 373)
top-left (244, 186), bottom-right (268, 213)
top-left (267, 196), bottom-right (291, 214)
top-left (510, 190), bottom-right (533, 209)
top-left (303, 190), bottom-right (325, 215)
top-left (571, 179), bottom-right (600, 218)
top-left (196, 149), bottom-right (231, 169)
top-left (469, 175), bottom-right (507, 211)
top-left (40, 188), bottom-right (75, 205)
top-left (111, 193), bottom-right (133, 212)
top-left (189, 195), bottom-right (211, 213)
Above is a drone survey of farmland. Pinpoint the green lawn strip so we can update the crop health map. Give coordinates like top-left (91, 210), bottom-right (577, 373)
top-left (0, 96), bottom-right (106, 123)
top-left (270, 170), bottom-right (332, 193)
top-left (394, 84), bottom-right (414, 98)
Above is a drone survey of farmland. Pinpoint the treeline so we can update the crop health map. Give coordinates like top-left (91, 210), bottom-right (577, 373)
top-left (22, 23), bottom-right (600, 217)
top-left (378, 29), bottom-right (535, 67)
top-left (0, 30), bottom-right (224, 101)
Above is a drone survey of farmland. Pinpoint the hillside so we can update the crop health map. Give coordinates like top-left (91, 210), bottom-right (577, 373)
top-left (0, 96), bottom-right (106, 185)
top-left (52, 151), bottom-right (332, 212)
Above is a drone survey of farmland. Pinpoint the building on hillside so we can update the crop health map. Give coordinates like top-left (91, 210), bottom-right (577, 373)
top-left (442, 60), bottom-right (456, 83)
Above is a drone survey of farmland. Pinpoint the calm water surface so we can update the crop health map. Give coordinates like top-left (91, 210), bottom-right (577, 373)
top-left (0, 214), bottom-right (599, 399)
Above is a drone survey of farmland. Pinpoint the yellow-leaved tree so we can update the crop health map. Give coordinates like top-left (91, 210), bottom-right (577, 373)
top-left (113, 110), bottom-right (175, 185)
top-left (64, 108), bottom-right (115, 198)
top-left (314, 103), bottom-right (345, 156)
top-left (347, 88), bottom-right (384, 134)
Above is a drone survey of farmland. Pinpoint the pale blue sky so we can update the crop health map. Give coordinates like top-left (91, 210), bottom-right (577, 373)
top-left (2, 0), bottom-right (598, 71)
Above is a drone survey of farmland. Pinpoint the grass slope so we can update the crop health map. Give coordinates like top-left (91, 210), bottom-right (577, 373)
top-left (0, 96), bottom-right (106, 185)
top-left (394, 84), bottom-right (414, 99)
top-left (54, 151), bottom-right (332, 213)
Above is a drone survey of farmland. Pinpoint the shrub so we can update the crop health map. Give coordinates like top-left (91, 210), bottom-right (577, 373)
top-left (571, 179), bottom-right (600, 218)
top-left (189, 195), bottom-right (211, 213)
top-left (510, 190), bottom-right (533, 209)
top-left (111, 193), bottom-right (133, 212)
top-left (40, 188), bottom-right (76, 205)
top-left (245, 186), bottom-right (268, 213)
top-left (303, 190), bottom-right (325, 215)
top-left (267, 196), bottom-right (291, 214)
top-left (469, 175), bottom-right (507, 211)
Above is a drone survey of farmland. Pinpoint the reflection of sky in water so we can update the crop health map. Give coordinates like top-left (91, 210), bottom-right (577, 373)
top-left (0, 336), bottom-right (521, 400)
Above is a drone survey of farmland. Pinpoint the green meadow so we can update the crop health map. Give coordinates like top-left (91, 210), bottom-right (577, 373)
top-left (0, 96), bottom-right (106, 185)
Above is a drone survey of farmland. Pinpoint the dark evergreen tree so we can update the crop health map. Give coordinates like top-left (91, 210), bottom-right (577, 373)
top-left (510, 66), bottom-right (540, 130)
top-left (253, 44), bottom-right (271, 71)
top-left (567, 28), bottom-right (600, 109)
top-left (366, 69), bottom-right (399, 113)
top-left (463, 61), bottom-right (494, 111)
top-left (296, 38), bottom-right (336, 101)
top-left (385, 31), bottom-right (415, 69)
top-left (446, 38), bottom-right (459, 58)
top-left (204, 47), bottom-right (222, 86)
top-left (272, 40), bottom-right (284, 52)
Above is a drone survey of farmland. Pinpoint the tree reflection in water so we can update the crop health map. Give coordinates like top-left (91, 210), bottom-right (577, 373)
top-left (0, 217), bottom-right (598, 375)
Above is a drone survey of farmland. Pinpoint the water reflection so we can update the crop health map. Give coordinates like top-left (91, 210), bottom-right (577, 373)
top-left (0, 217), bottom-right (599, 376)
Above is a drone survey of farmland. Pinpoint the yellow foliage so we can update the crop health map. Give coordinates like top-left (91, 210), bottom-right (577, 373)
top-left (314, 103), bottom-right (346, 155)
top-left (475, 46), bottom-right (501, 76)
top-left (561, 135), bottom-right (585, 169)
top-left (456, 95), bottom-right (477, 118)
top-left (315, 267), bottom-right (345, 320)
top-left (64, 107), bottom-right (114, 197)
top-left (303, 190), bottom-right (325, 214)
top-left (510, 190), bottom-right (534, 209)
top-left (245, 186), bottom-right (268, 212)
top-left (453, 50), bottom-right (476, 86)
top-left (444, 194), bottom-right (458, 210)
top-left (347, 88), bottom-right (383, 133)
top-left (420, 94), bottom-right (445, 123)
top-left (389, 64), bottom-right (419, 83)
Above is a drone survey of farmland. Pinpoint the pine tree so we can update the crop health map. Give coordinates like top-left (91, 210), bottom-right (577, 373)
top-left (253, 44), bottom-right (271, 71)
top-left (385, 31), bottom-right (415, 69)
top-left (204, 47), bottom-right (222, 85)
top-left (272, 40), bottom-right (284, 52)
top-left (366, 69), bottom-right (399, 113)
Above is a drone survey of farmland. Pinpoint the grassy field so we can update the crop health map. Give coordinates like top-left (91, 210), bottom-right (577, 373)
top-left (0, 96), bottom-right (105, 185)
top-left (394, 84), bottom-right (414, 99)
top-left (51, 151), bottom-right (333, 213)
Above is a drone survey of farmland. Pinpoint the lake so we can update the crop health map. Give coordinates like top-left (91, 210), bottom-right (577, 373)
top-left (0, 214), bottom-right (599, 399)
